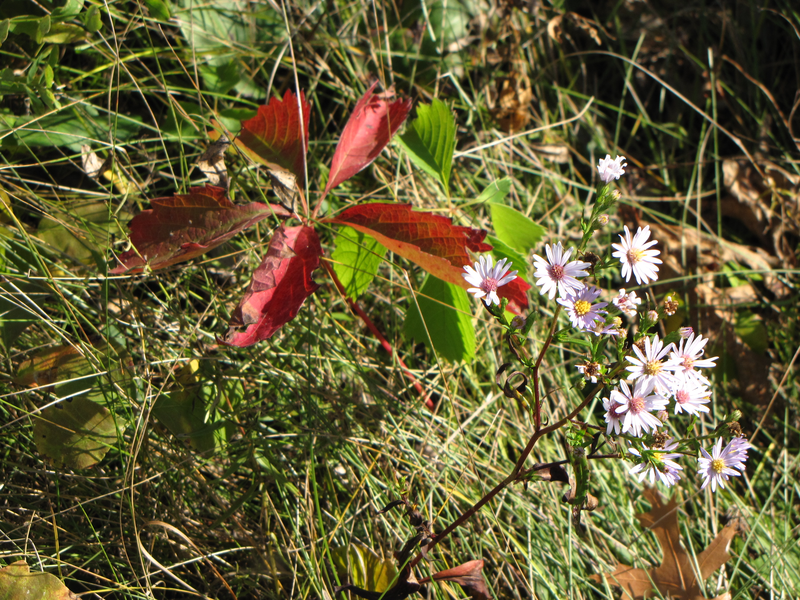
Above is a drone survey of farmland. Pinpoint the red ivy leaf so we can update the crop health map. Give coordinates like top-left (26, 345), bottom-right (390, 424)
top-left (111, 185), bottom-right (288, 274)
top-left (326, 203), bottom-right (528, 310)
top-left (235, 89), bottom-right (311, 182)
top-left (498, 277), bottom-right (531, 314)
top-left (222, 225), bottom-right (321, 347)
top-left (324, 82), bottom-right (412, 195)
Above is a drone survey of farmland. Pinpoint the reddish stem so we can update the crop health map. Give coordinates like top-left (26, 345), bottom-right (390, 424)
top-left (322, 261), bottom-right (434, 410)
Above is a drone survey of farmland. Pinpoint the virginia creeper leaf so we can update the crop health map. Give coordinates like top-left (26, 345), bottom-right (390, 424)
top-left (591, 487), bottom-right (741, 599)
top-left (326, 203), bottom-right (489, 285)
top-left (489, 202), bottom-right (545, 254)
top-left (0, 561), bottom-right (76, 600)
top-left (404, 275), bottom-right (475, 363)
top-left (397, 98), bottom-right (456, 195)
top-left (111, 185), bottom-right (289, 274)
top-left (222, 225), bottom-right (321, 347)
top-left (331, 226), bottom-right (387, 299)
top-left (324, 82), bottom-right (412, 195)
top-left (235, 89), bottom-right (310, 182)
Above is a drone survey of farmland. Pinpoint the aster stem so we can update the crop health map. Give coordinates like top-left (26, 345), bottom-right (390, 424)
top-left (531, 305), bottom-right (562, 431)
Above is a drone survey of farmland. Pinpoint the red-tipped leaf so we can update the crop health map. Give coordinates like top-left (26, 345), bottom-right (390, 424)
top-left (324, 82), bottom-right (412, 195)
top-left (222, 225), bottom-right (321, 347)
top-left (326, 203), bottom-right (529, 311)
top-left (111, 185), bottom-right (289, 274)
top-left (235, 89), bottom-right (311, 182)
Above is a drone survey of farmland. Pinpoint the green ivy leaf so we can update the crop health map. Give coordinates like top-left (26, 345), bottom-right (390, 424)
top-left (404, 275), bottom-right (474, 363)
top-left (489, 202), bottom-right (545, 254)
top-left (397, 99), bottom-right (456, 196)
top-left (331, 226), bottom-right (387, 300)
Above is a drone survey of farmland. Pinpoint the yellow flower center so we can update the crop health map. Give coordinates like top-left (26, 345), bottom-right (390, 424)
top-left (644, 360), bottom-right (662, 376)
top-left (711, 458), bottom-right (725, 474)
top-left (652, 452), bottom-right (664, 462)
top-left (574, 300), bottom-right (592, 316)
top-left (627, 248), bottom-right (646, 264)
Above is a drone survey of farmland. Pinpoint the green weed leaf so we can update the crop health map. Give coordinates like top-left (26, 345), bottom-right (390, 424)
top-left (144, 0), bottom-right (171, 21)
top-left (486, 235), bottom-right (527, 275)
top-left (489, 202), bottom-right (545, 254)
top-left (82, 5), bottom-right (102, 32)
top-left (331, 546), bottom-right (398, 594)
top-left (331, 226), bottom-right (387, 300)
top-left (398, 99), bottom-right (456, 195)
top-left (0, 20), bottom-right (9, 46)
top-left (735, 311), bottom-right (767, 354)
top-left (33, 396), bottom-right (117, 469)
top-left (50, 0), bottom-right (85, 21)
top-left (476, 177), bottom-right (512, 205)
top-left (35, 15), bottom-right (51, 44)
top-left (404, 275), bottom-right (475, 363)
top-left (0, 561), bottom-right (76, 600)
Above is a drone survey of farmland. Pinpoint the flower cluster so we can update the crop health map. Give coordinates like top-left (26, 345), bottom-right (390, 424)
top-left (462, 152), bottom-right (751, 496)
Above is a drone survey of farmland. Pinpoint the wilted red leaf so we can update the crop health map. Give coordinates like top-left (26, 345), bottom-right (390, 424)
top-left (235, 89), bottom-right (311, 182)
top-left (326, 203), bottom-right (529, 311)
top-left (324, 82), bottom-right (412, 195)
top-left (420, 559), bottom-right (491, 600)
top-left (591, 488), bottom-right (740, 600)
top-left (111, 185), bottom-right (289, 274)
top-left (222, 225), bottom-right (321, 347)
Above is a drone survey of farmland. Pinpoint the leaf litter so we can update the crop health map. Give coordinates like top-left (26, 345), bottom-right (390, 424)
top-left (592, 487), bottom-right (740, 600)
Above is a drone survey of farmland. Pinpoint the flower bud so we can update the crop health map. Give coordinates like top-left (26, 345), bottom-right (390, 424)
top-left (597, 214), bottom-right (609, 226)
top-left (664, 295), bottom-right (679, 316)
top-left (510, 316), bottom-right (525, 329)
top-left (657, 410), bottom-right (669, 423)
top-left (647, 310), bottom-right (659, 322)
top-left (679, 326), bottom-right (693, 339)
top-left (610, 189), bottom-right (621, 201)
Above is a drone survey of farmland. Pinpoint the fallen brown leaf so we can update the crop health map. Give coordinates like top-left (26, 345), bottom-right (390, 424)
top-left (591, 488), bottom-right (740, 599)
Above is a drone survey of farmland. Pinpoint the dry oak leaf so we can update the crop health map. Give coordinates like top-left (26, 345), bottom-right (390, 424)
top-left (591, 488), bottom-right (740, 600)
top-left (111, 185), bottom-right (289, 274)
top-left (222, 224), bottom-right (321, 347)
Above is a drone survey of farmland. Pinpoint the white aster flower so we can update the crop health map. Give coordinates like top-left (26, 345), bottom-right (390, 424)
top-left (728, 437), bottom-right (753, 468)
top-left (612, 379), bottom-right (668, 437)
top-left (697, 437), bottom-right (748, 492)
top-left (626, 334), bottom-right (676, 394)
top-left (612, 225), bottom-right (662, 285)
top-left (612, 289), bottom-right (641, 318)
top-left (672, 378), bottom-right (711, 415)
top-left (602, 395), bottom-right (627, 435)
top-left (532, 242), bottom-right (591, 300)
top-left (628, 439), bottom-right (683, 487)
top-left (597, 154), bottom-right (627, 183)
top-left (462, 255), bottom-right (517, 306)
top-left (664, 332), bottom-right (718, 385)
top-left (558, 285), bottom-right (608, 330)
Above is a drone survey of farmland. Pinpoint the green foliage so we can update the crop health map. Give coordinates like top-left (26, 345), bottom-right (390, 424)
top-left (404, 275), bottom-right (474, 363)
top-left (0, 561), bottom-right (75, 600)
top-left (489, 201), bottom-right (545, 254)
top-left (330, 546), bottom-right (398, 593)
top-left (735, 311), bottom-right (768, 354)
top-left (32, 396), bottom-right (117, 469)
top-left (397, 99), bottom-right (456, 196)
top-left (331, 226), bottom-right (387, 300)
